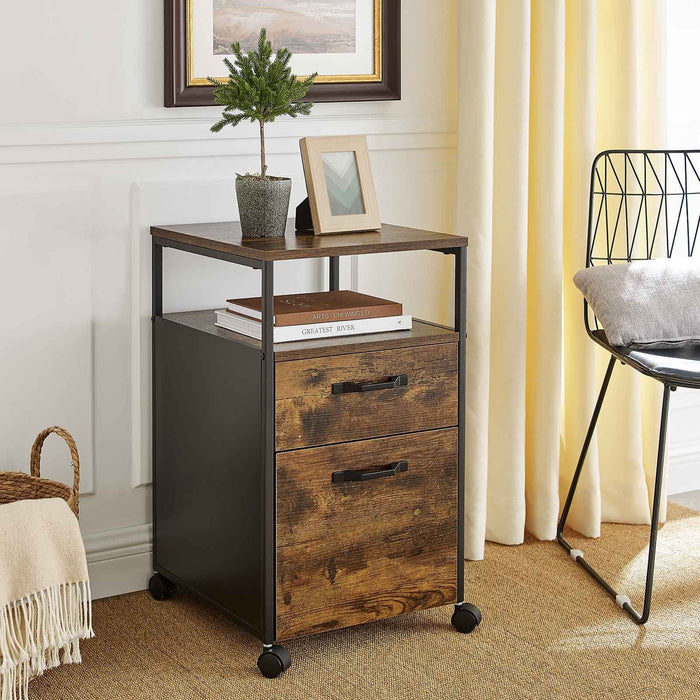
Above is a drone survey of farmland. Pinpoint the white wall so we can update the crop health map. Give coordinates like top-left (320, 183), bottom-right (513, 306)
top-left (0, 1), bottom-right (459, 597)
top-left (666, 2), bottom-right (700, 495)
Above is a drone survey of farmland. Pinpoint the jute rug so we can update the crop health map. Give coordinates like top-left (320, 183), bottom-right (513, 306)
top-left (30, 503), bottom-right (700, 700)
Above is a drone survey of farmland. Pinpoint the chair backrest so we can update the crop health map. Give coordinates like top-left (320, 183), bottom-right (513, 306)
top-left (587, 149), bottom-right (700, 268)
top-left (584, 150), bottom-right (700, 335)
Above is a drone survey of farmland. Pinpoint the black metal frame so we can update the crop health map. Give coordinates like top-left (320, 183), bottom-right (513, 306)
top-left (558, 149), bottom-right (700, 623)
top-left (151, 240), bottom-right (468, 643)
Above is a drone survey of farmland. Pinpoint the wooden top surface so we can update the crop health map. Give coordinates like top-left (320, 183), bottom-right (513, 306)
top-left (150, 220), bottom-right (467, 261)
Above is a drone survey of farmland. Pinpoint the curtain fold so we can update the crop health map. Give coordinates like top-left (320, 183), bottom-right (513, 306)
top-left (486, 0), bottom-right (531, 545)
top-left (458, 0), bottom-right (496, 560)
top-left (524, 0), bottom-right (565, 541)
top-left (456, 0), bottom-right (667, 560)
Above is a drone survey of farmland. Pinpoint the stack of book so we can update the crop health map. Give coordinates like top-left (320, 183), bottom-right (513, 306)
top-left (215, 290), bottom-right (411, 343)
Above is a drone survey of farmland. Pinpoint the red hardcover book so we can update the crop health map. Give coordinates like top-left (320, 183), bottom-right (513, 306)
top-left (225, 290), bottom-right (402, 327)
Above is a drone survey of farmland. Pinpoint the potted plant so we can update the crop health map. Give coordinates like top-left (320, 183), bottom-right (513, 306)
top-left (209, 28), bottom-right (317, 238)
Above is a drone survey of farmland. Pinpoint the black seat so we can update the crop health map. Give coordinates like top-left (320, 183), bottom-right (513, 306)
top-left (558, 149), bottom-right (700, 625)
top-left (591, 329), bottom-right (700, 388)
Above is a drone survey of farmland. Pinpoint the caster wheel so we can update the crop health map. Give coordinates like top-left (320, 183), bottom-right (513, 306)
top-left (451, 602), bottom-right (482, 634)
top-left (257, 645), bottom-right (291, 679)
top-left (148, 573), bottom-right (176, 601)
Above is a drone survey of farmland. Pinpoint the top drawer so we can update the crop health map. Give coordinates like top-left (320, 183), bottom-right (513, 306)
top-left (275, 341), bottom-right (458, 450)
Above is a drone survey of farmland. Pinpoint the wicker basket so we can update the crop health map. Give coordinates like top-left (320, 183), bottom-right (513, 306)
top-left (0, 426), bottom-right (80, 517)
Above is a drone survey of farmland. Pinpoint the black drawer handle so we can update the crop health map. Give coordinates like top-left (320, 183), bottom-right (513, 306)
top-left (332, 374), bottom-right (408, 395)
top-left (332, 461), bottom-right (408, 484)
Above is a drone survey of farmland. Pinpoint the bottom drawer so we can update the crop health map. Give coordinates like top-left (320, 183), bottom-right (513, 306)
top-left (275, 428), bottom-right (458, 640)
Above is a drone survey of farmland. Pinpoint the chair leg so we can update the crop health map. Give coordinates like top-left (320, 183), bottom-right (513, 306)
top-left (558, 355), bottom-right (617, 536)
top-left (557, 358), bottom-right (673, 625)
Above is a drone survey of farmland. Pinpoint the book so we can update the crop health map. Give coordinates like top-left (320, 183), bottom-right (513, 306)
top-left (225, 290), bottom-right (402, 327)
top-left (215, 309), bottom-right (412, 343)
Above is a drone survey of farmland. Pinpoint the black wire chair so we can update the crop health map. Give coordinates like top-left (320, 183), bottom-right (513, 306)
top-left (558, 149), bottom-right (700, 624)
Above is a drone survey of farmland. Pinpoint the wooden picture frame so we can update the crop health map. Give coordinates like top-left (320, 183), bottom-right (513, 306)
top-left (165, 0), bottom-right (401, 107)
top-left (299, 135), bottom-right (380, 235)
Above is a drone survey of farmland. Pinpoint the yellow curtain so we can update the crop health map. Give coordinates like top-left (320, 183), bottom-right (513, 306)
top-left (456, 0), bottom-right (667, 560)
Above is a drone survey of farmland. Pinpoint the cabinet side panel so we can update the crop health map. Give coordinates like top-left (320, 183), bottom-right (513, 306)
top-left (154, 318), bottom-right (262, 632)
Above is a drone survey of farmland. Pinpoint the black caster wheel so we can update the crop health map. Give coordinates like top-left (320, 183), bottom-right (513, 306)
top-left (451, 602), bottom-right (482, 634)
top-left (257, 645), bottom-right (291, 679)
top-left (148, 573), bottom-right (176, 601)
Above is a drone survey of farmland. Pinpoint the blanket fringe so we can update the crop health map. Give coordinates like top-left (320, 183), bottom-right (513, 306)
top-left (0, 581), bottom-right (93, 700)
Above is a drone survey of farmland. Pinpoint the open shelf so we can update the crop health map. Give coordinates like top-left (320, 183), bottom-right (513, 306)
top-left (161, 310), bottom-right (458, 362)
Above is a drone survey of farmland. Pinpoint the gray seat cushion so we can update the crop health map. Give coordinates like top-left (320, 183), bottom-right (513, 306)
top-left (574, 258), bottom-right (700, 347)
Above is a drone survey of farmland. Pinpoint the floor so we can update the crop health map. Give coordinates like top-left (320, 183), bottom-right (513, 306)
top-left (29, 501), bottom-right (700, 700)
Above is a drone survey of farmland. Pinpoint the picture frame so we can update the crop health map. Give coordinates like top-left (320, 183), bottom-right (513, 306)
top-left (299, 135), bottom-right (381, 235)
top-left (165, 0), bottom-right (401, 107)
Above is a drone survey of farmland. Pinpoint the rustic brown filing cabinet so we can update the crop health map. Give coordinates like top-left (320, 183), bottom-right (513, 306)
top-left (149, 220), bottom-right (480, 678)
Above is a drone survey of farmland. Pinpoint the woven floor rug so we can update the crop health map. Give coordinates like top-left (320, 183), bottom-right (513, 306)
top-left (31, 502), bottom-right (700, 700)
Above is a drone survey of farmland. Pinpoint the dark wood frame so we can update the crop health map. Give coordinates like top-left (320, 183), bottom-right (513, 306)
top-left (165, 0), bottom-right (401, 107)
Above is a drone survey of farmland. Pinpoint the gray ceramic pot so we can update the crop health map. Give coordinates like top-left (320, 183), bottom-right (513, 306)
top-left (235, 176), bottom-right (291, 239)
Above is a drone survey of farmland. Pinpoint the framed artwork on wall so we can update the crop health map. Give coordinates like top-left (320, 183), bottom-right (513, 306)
top-left (165, 0), bottom-right (401, 107)
top-left (299, 135), bottom-right (381, 235)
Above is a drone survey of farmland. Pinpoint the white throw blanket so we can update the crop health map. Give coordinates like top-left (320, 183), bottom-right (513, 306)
top-left (0, 498), bottom-right (93, 700)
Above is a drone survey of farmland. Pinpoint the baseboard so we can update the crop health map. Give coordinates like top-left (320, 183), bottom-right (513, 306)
top-left (667, 446), bottom-right (700, 495)
top-left (83, 523), bottom-right (152, 600)
top-left (88, 552), bottom-right (152, 600)
top-left (667, 392), bottom-right (700, 495)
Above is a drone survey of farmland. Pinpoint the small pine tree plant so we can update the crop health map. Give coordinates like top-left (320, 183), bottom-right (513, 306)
top-left (208, 28), bottom-right (317, 179)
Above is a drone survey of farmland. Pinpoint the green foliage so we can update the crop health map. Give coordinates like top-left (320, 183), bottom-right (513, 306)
top-left (208, 28), bottom-right (316, 177)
